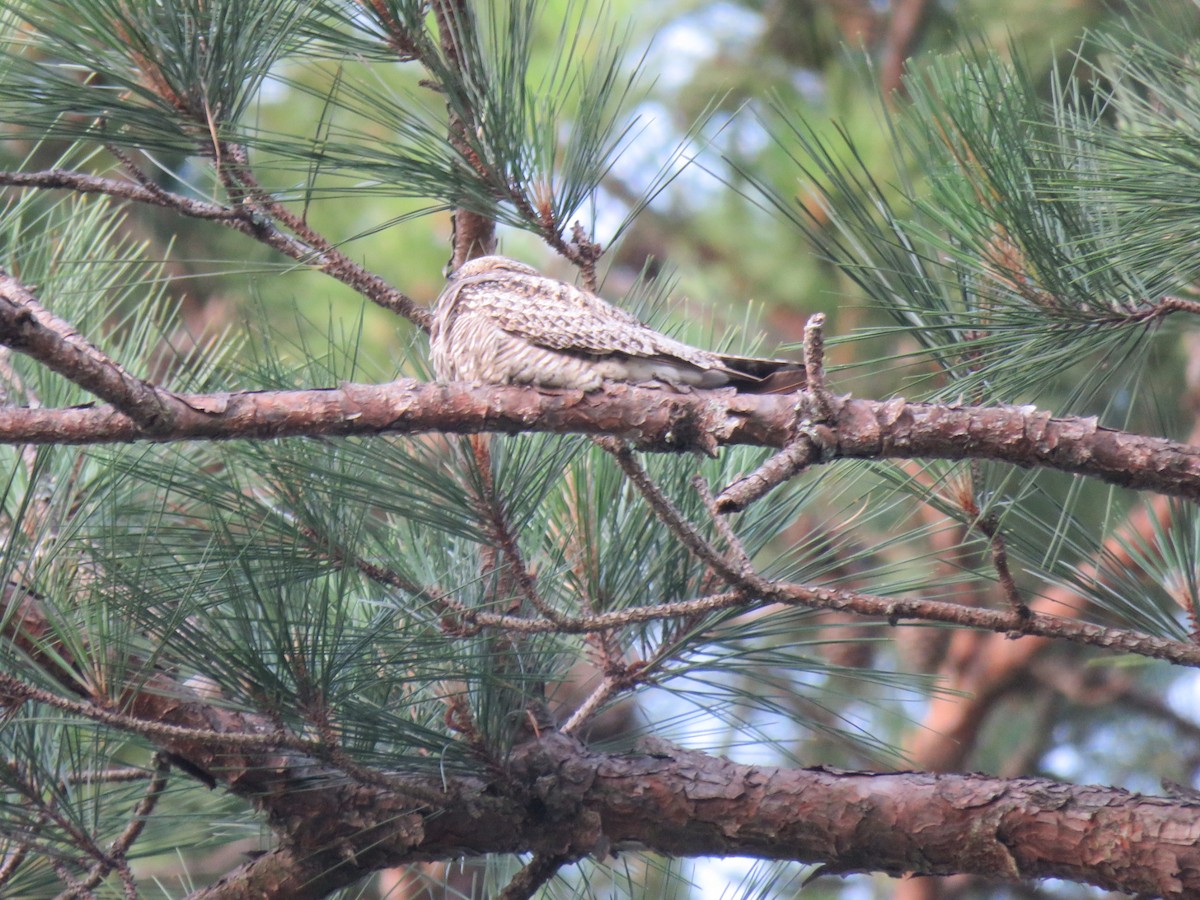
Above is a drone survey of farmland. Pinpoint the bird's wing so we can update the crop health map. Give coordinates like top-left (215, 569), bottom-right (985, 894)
top-left (455, 271), bottom-right (719, 366)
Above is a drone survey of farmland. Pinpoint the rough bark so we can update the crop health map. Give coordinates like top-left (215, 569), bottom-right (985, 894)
top-left (132, 697), bottom-right (1200, 900)
top-left (0, 383), bottom-right (1196, 504)
top-left (9, 584), bottom-right (1196, 899)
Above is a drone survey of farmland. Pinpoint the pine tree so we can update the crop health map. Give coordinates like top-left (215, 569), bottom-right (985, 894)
top-left (0, 2), bottom-right (1197, 898)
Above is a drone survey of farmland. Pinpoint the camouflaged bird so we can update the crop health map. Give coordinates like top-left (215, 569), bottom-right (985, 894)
top-left (430, 256), bottom-right (805, 393)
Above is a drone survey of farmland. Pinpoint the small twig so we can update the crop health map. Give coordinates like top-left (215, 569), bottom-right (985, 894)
top-left (344, 550), bottom-right (484, 637)
top-left (306, 696), bottom-right (451, 805)
top-left (0, 169), bottom-right (240, 219)
top-left (1116, 294), bottom-right (1200, 325)
top-left (442, 691), bottom-right (487, 751)
top-left (285, 443), bottom-right (1200, 668)
top-left (361, 0), bottom-right (426, 59)
top-left (104, 144), bottom-right (169, 200)
top-left (65, 767), bottom-right (155, 786)
top-left (3, 758), bottom-right (116, 899)
top-left (459, 434), bottom-right (554, 726)
top-left (215, 143), bottom-right (433, 326)
top-left (428, 0), bottom-right (589, 271)
top-left (301, 433), bottom-right (549, 740)
top-left (432, 0), bottom-right (498, 271)
top-left (593, 441), bottom-right (811, 721)
top-left (595, 437), bottom-right (749, 588)
top-left (715, 437), bottom-right (822, 514)
top-left (438, 588), bottom-right (744, 635)
top-left (1, 671), bottom-right (453, 808)
top-left (0, 760), bottom-right (161, 893)
top-left (978, 513), bottom-right (1030, 619)
top-left (570, 221), bottom-right (602, 293)
top-left (693, 475), bottom-right (754, 577)
top-left (466, 435), bottom-right (568, 625)
top-left (496, 851), bottom-right (579, 900)
top-left (206, 506), bottom-right (463, 756)
top-left (0, 842), bottom-right (30, 889)
top-left (52, 861), bottom-right (98, 900)
top-left (562, 467), bottom-right (627, 672)
top-left (803, 312), bottom-right (834, 420)
top-left (68, 752), bottom-right (172, 900)
top-left (297, 565), bottom-right (1200, 668)
top-left (716, 314), bottom-right (840, 514)
top-left (112, 755), bottom-right (169, 857)
top-left (0, 673), bottom-right (306, 752)
top-left (1160, 295), bottom-right (1200, 317)
top-left (955, 463), bottom-right (1029, 619)
top-left (218, 142), bottom-right (329, 256)
top-left (292, 519), bottom-right (484, 638)
top-left (559, 675), bottom-right (621, 736)
top-left (114, 753), bottom-right (168, 854)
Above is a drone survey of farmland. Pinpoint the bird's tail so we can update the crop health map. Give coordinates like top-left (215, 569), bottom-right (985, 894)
top-left (716, 354), bottom-right (807, 394)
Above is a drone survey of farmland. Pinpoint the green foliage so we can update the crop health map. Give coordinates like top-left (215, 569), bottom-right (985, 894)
top-left (253, 0), bottom-right (664, 246)
top-left (0, 0), bottom-right (319, 151)
top-left (0, 0), bottom-right (1198, 897)
top-left (1064, 6), bottom-right (1200, 291)
top-left (0, 189), bottom-right (931, 886)
top-left (718, 9), bottom-right (1200, 694)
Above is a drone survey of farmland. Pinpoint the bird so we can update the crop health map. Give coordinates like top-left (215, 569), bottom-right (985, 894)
top-left (429, 256), bottom-right (805, 393)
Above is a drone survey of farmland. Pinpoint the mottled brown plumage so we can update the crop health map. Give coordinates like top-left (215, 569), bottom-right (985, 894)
top-left (430, 256), bottom-right (804, 392)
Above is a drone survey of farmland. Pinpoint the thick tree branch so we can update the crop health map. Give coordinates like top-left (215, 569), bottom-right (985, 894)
top-left (0, 383), bottom-right (1198, 504)
top-left (82, 706), bottom-right (1200, 900)
top-left (185, 844), bottom-right (374, 900)
top-left (13, 601), bottom-right (1194, 900)
top-left (4, 550), bottom-right (1198, 900)
top-left (581, 736), bottom-right (1200, 897)
top-left (0, 273), bottom-right (194, 433)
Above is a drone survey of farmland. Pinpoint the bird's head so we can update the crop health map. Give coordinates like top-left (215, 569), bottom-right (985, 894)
top-left (449, 256), bottom-right (538, 281)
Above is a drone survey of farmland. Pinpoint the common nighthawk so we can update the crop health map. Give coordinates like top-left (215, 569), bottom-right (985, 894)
top-left (430, 256), bottom-right (804, 393)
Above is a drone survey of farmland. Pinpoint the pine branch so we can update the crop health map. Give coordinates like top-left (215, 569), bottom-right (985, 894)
top-left (559, 674), bottom-right (622, 736)
top-left (496, 851), bottom-right (579, 900)
top-left (0, 272), bottom-right (192, 433)
top-left (905, 489), bottom-right (1188, 773)
top-left (0, 673), bottom-right (312, 753)
top-left (596, 436), bottom-right (745, 585)
top-left (463, 435), bottom-right (564, 623)
top-left (33, 695), bottom-right (1200, 900)
top-left (441, 568), bottom-right (1200, 667)
top-left (0, 382), bottom-right (1195, 509)
top-left (0, 169), bottom-right (428, 328)
top-left (0, 170), bottom-right (241, 220)
top-left (243, 495), bottom-right (1200, 670)
top-left (69, 753), bottom-right (170, 900)
top-left (0, 843), bottom-right (28, 891)
top-left (2, 758), bottom-right (116, 881)
top-left (8, 577), bottom-right (1200, 900)
top-left (432, 0), bottom-right (498, 269)
top-left (706, 321), bottom-right (859, 516)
